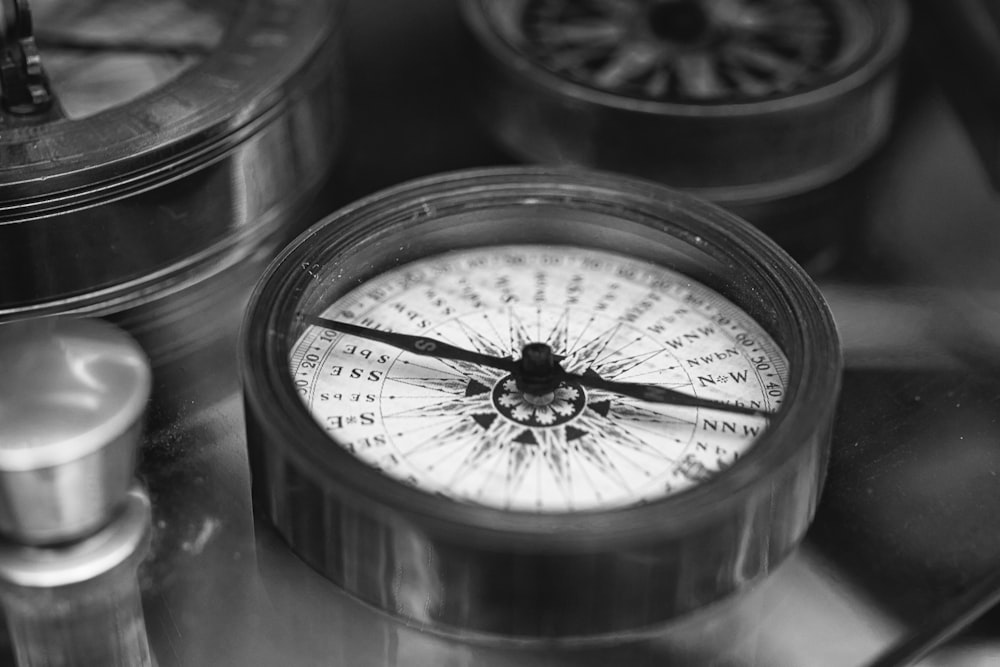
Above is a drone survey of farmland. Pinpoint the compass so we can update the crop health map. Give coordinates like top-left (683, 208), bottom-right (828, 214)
top-left (240, 167), bottom-right (842, 638)
top-left (0, 0), bottom-right (346, 378)
top-left (459, 0), bottom-right (908, 209)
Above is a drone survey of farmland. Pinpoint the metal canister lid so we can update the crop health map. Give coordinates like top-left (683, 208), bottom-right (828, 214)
top-left (0, 317), bottom-right (150, 543)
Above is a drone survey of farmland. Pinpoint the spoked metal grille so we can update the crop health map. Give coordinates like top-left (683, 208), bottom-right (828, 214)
top-left (519, 0), bottom-right (845, 102)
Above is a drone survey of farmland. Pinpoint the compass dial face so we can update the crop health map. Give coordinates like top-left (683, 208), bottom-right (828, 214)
top-left (290, 245), bottom-right (787, 513)
top-left (511, 0), bottom-right (851, 103)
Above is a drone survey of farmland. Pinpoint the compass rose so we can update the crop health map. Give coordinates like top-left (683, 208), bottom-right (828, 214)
top-left (494, 377), bottom-right (585, 427)
top-left (379, 310), bottom-right (699, 510)
top-left (292, 245), bottom-right (782, 512)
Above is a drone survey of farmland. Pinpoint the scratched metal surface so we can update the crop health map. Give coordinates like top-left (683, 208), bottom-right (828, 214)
top-left (5, 0), bottom-right (1000, 665)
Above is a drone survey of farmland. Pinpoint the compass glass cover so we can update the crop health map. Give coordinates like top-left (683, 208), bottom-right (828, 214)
top-left (289, 244), bottom-right (788, 513)
top-left (32, 0), bottom-right (233, 118)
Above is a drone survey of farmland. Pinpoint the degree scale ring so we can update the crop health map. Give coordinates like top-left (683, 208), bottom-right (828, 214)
top-left (240, 167), bottom-right (842, 639)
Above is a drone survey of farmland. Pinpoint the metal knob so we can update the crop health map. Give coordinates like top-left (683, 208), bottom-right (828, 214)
top-left (0, 317), bottom-right (151, 544)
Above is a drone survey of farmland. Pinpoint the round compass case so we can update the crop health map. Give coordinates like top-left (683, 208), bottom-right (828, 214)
top-left (459, 0), bottom-right (908, 210)
top-left (239, 167), bottom-right (842, 639)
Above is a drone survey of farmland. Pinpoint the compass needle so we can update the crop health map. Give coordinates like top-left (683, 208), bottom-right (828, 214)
top-left (242, 169), bottom-right (842, 637)
top-left (305, 315), bottom-right (768, 416)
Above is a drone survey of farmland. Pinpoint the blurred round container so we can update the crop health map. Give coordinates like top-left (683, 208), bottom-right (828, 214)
top-left (0, 0), bottom-right (348, 425)
top-left (459, 0), bottom-right (909, 265)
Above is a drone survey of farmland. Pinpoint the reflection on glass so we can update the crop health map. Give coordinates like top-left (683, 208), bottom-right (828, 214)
top-left (30, 0), bottom-right (230, 118)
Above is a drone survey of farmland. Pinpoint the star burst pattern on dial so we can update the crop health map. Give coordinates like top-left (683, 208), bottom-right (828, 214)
top-left (292, 245), bottom-right (785, 513)
top-left (382, 308), bottom-right (695, 511)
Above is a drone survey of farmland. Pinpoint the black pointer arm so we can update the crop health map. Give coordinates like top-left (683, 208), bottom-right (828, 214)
top-left (304, 316), bottom-right (769, 418)
top-left (303, 315), bottom-right (515, 373)
top-left (564, 371), bottom-right (769, 418)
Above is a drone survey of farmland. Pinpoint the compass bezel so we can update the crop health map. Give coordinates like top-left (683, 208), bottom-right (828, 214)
top-left (240, 167), bottom-right (842, 637)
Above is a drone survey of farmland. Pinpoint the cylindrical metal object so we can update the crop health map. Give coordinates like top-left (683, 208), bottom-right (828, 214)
top-left (0, 0), bottom-right (348, 428)
top-left (0, 485), bottom-right (153, 667)
top-left (460, 0), bottom-right (909, 206)
top-left (0, 318), bottom-right (150, 545)
top-left (0, 0), bottom-right (345, 312)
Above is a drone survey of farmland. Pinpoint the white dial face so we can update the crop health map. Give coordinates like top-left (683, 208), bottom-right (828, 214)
top-left (290, 245), bottom-right (787, 512)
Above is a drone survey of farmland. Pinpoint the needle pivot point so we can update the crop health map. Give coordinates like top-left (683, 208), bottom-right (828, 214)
top-left (515, 342), bottom-right (561, 395)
